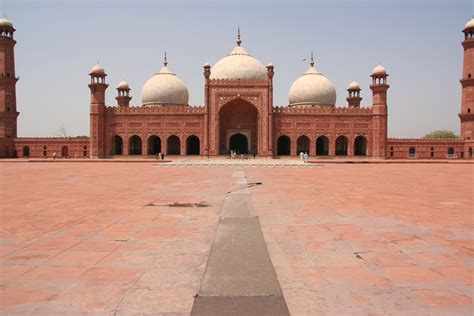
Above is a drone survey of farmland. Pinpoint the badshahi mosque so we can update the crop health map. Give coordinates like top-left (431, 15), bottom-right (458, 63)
top-left (1, 19), bottom-right (473, 159)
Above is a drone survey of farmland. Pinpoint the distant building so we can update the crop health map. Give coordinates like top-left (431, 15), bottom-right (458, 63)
top-left (1, 19), bottom-right (473, 159)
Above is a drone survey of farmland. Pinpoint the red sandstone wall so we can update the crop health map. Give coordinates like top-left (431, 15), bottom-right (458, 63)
top-left (104, 106), bottom-right (205, 156)
top-left (272, 107), bottom-right (374, 156)
top-left (387, 139), bottom-right (465, 159)
top-left (14, 137), bottom-right (89, 158)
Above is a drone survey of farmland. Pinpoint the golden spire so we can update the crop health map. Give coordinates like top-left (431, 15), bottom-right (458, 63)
top-left (310, 51), bottom-right (314, 67)
top-left (236, 27), bottom-right (241, 46)
top-left (163, 52), bottom-right (168, 67)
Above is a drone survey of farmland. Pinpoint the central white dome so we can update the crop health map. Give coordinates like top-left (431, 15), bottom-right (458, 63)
top-left (210, 45), bottom-right (267, 81)
top-left (289, 64), bottom-right (336, 107)
top-left (141, 59), bottom-right (189, 106)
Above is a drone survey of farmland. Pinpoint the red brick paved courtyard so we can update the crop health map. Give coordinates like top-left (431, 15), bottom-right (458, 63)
top-left (0, 162), bottom-right (473, 314)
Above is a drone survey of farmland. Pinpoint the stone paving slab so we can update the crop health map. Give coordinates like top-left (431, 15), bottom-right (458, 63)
top-left (0, 162), bottom-right (473, 315)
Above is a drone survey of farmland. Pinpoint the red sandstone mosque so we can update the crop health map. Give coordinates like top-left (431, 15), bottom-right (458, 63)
top-left (1, 19), bottom-right (473, 159)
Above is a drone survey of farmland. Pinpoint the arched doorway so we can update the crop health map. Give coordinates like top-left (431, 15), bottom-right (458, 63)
top-left (113, 135), bottom-right (123, 155)
top-left (219, 98), bottom-right (258, 155)
top-left (167, 135), bottom-right (180, 155)
top-left (354, 136), bottom-right (367, 156)
top-left (469, 147), bottom-right (472, 158)
top-left (335, 136), bottom-right (348, 156)
top-left (277, 135), bottom-right (291, 155)
top-left (148, 135), bottom-right (161, 155)
top-left (297, 135), bottom-right (310, 155)
top-left (23, 146), bottom-right (30, 157)
top-left (61, 146), bottom-right (69, 158)
top-left (186, 135), bottom-right (200, 155)
top-left (316, 136), bottom-right (329, 156)
top-left (129, 135), bottom-right (142, 155)
top-left (229, 133), bottom-right (248, 154)
top-left (408, 147), bottom-right (416, 158)
top-left (448, 147), bottom-right (455, 156)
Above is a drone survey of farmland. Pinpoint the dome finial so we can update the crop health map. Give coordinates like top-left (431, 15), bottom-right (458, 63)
top-left (310, 51), bottom-right (314, 67)
top-left (163, 52), bottom-right (168, 67)
top-left (236, 27), bottom-right (241, 46)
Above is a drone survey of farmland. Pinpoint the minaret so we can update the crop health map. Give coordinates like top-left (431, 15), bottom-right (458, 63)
top-left (460, 18), bottom-right (474, 147)
top-left (370, 64), bottom-right (389, 158)
top-left (0, 17), bottom-right (18, 158)
top-left (88, 63), bottom-right (108, 158)
top-left (346, 80), bottom-right (362, 107)
top-left (116, 80), bottom-right (131, 107)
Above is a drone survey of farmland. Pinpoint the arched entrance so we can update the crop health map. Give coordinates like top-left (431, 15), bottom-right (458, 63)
top-left (61, 146), bottom-right (69, 158)
top-left (129, 135), bottom-right (142, 155)
top-left (186, 135), bottom-right (200, 155)
top-left (219, 98), bottom-right (258, 155)
top-left (469, 147), bottom-right (472, 158)
top-left (148, 135), bottom-right (161, 155)
top-left (335, 136), bottom-right (348, 156)
top-left (297, 135), bottom-right (310, 155)
top-left (23, 146), bottom-right (30, 157)
top-left (277, 135), bottom-right (291, 155)
top-left (229, 133), bottom-right (248, 154)
top-left (354, 136), bottom-right (367, 156)
top-left (167, 135), bottom-right (180, 155)
top-left (316, 136), bottom-right (329, 156)
top-left (113, 135), bottom-right (123, 155)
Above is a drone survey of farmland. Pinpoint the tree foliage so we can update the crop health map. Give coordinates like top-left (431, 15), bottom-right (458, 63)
top-left (423, 130), bottom-right (459, 139)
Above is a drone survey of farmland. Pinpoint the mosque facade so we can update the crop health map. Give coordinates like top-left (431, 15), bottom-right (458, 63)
top-left (1, 20), bottom-right (473, 160)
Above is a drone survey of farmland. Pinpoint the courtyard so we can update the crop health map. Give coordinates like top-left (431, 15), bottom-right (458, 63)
top-left (0, 161), bottom-right (473, 315)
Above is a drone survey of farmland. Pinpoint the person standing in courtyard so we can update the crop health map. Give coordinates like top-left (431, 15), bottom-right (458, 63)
top-left (300, 151), bottom-right (304, 161)
top-left (52, 152), bottom-right (56, 160)
top-left (304, 152), bottom-right (309, 163)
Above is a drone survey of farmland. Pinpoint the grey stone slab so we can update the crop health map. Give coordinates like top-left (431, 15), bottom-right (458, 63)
top-left (191, 295), bottom-right (290, 316)
top-left (220, 194), bottom-right (256, 218)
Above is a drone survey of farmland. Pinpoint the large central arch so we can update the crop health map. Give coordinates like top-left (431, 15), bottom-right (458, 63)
top-left (219, 98), bottom-right (258, 155)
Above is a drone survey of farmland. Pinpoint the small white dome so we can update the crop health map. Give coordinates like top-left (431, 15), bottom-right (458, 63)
top-left (141, 65), bottom-right (189, 106)
top-left (464, 18), bottom-right (474, 31)
top-left (90, 63), bottom-right (105, 75)
top-left (210, 45), bottom-right (267, 80)
top-left (267, 63), bottom-right (274, 67)
top-left (0, 17), bottom-right (13, 28)
top-left (347, 81), bottom-right (360, 90)
top-left (117, 80), bottom-right (129, 90)
top-left (289, 65), bottom-right (337, 107)
top-left (371, 64), bottom-right (386, 76)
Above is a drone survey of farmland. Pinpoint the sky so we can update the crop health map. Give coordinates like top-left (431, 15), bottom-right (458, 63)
top-left (4, 0), bottom-right (472, 138)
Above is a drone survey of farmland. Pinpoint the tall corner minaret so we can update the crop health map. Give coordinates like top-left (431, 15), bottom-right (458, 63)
top-left (460, 18), bottom-right (474, 150)
top-left (0, 17), bottom-right (18, 158)
top-left (88, 63), bottom-right (108, 158)
top-left (370, 64), bottom-right (389, 158)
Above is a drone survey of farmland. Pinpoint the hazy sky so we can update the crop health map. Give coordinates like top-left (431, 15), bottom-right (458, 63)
top-left (5, 0), bottom-right (472, 137)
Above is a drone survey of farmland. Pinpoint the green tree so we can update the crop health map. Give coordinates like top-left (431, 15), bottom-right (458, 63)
top-left (423, 130), bottom-right (459, 139)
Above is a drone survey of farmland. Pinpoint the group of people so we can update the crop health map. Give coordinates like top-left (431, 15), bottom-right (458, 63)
top-left (155, 152), bottom-right (165, 160)
top-left (299, 151), bottom-right (309, 163)
top-left (229, 150), bottom-right (257, 159)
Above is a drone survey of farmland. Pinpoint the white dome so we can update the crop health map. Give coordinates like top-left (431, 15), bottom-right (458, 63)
top-left (117, 80), bottom-right (129, 90)
top-left (289, 65), bottom-right (337, 107)
top-left (0, 17), bottom-right (13, 28)
top-left (347, 80), bottom-right (360, 90)
top-left (90, 63), bottom-right (105, 75)
top-left (464, 18), bottom-right (474, 31)
top-left (141, 65), bottom-right (189, 106)
top-left (371, 64), bottom-right (386, 76)
top-left (210, 45), bottom-right (267, 80)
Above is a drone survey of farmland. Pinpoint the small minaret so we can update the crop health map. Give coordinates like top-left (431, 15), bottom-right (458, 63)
top-left (203, 62), bottom-right (211, 157)
top-left (88, 63), bottom-right (108, 158)
top-left (370, 64), bottom-right (389, 158)
top-left (346, 80), bottom-right (362, 107)
top-left (0, 17), bottom-right (18, 158)
top-left (460, 18), bottom-right (474, 146)
top-left (116, 80), bottom-right (131, 107)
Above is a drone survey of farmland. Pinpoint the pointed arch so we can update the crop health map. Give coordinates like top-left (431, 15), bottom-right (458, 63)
top-left (167, 135), bottom-right (181, 155)
top-left (297, 135), bottom-right (310, 155)
top-left (354, 136), bottom-right (367, 156)
top-left (335, 136), bottom-right (348, 156)
top-left (277, 135), bottom-right (291, 156)
top-left (129, 135), bottom-right (142, 155)
top-left (186, 135), bottom-right (200, 155)
top-left (316, 136), bottom-right (329, 156)
top-left (147, 135), bottom-right (161, 155)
